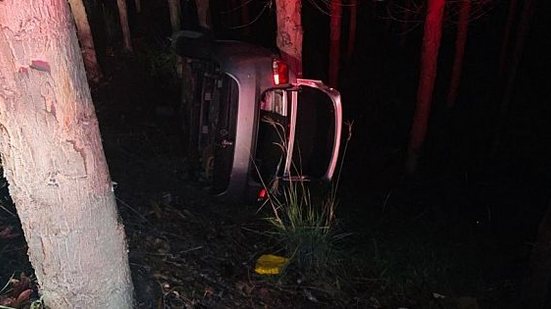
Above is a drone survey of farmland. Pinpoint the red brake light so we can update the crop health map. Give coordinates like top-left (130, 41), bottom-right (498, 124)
top-left (257, 188), bottom-right (268, 201)
top-left (272, 59), bottom-right (289, 85)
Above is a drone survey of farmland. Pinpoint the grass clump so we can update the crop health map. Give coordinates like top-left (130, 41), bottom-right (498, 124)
top-left (259, 120), bottom-right (353, 274)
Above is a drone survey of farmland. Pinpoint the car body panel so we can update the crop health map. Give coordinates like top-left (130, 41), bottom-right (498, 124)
top-left (172, 32), bottom-right (342, 201)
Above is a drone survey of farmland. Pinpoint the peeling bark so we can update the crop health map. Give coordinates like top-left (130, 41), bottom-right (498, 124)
top-left (0, 0), bottom-right (134, 307)
top-left (68, 0), bottom-right (103, 83)
top-left (275, 0), bottom-right (303, 77)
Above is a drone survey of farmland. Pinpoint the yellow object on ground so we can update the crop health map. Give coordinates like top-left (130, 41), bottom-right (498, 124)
top-left (254, 254), bottom-right (289, 275)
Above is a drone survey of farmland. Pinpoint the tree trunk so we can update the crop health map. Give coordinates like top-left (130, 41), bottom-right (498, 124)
top-left (346, 0), bottom-right (358, 61)
top-left (275, 0), bottom-right (303, 77)
top-left (446, 0), bottom-right (471, 108)
top-left (196, 0), bottom-right (211, 29)
top-left (68, 0), bottom-right (104, 83)
top-left (0, 0), bottom-right (134, 308)
top-left (406, 0), bottom-right (445, 173)
top-left (135, 0), bottom-right (141, 13)
top-left (168, 0), bottom-right (181, 33)
top-left (241, 0), bottom-right (251, 35)
top-left (492, 0), bottom-right (535, 155)
top-left (116, 0), bottom-right (133, 52)
top-left (400, 0), bottom-right (413, 47)
top-left (329, 0), bottom-right (343, 87)
top-left (498, 0), bottom-right (518, 76)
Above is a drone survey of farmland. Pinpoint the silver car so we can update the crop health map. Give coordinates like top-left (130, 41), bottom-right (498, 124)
top-left (172, 31), bottom-right (343, 201)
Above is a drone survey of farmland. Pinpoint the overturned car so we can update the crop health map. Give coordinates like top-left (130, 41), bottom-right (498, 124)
top-left (172, 30), bottom-right (343, 201)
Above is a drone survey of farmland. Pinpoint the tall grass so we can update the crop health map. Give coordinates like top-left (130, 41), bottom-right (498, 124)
top-left (259, 118), bottom-right (353, 273)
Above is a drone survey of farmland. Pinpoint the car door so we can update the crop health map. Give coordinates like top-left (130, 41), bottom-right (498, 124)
top-left (284, 79), bottom-right (343, 182)
top-left (254, 79), bottom-right (342, 187)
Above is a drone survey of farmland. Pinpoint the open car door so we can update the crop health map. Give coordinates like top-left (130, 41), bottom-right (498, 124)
top-left (254, 79), bottom-right (342, 193)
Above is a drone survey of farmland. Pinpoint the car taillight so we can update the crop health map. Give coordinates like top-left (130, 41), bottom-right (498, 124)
top-left (272, 59), bottom-right (289, 85)
top-left (257, 188), bottom-right (268, 201)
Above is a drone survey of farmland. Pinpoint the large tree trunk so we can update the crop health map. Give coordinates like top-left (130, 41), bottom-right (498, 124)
top-left (167, 0), bottom-right (181, 33)
top-left (346, 0), bottom-right (358, 61)
top-left (498, 0), bottom-right (518, 76)
top-left (446, 0), bottom-right (471, 107)
top-left (0, 0), bottom-right (134, 308)
top-left (275, 0), bottom-right (303, 77)
top-left (329, 0), bottom-right (343, 87)
top-left (406, 0), bottom-right (445, 173)
top-left (116, 0), bottom-right (133, 52)
top-left (68, 0), bottom-right (104, 83)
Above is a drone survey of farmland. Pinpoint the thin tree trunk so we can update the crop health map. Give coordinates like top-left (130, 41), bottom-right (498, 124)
top-left (446, 0), bottom-right (471, 107)
top-left (492, 0), bottom-right (535, 154)
top-left (346, 0), bottom-right (358, 61)
top-left (241, 0), bottom-right (251, 35)
top-left (135, 0), bottom-right (141, 13)
top-left (523, 199), bottom-right (551, 308)
top-left (329, 0), bottom-right (343, 87)
top-left (498, 0), bottom-right (518, 76)
top-left (196, 0), bottom-right (211, 29)
top-left (400, 0), bottom-right (413, 47)
top-left (68, 0), bottom-right (104, 83)
top-left (168, 0), bottom-right (181, 33)
top-left (275, 0), bottom-right (303, 77)
top-left (116, 0), bottom-right (133, 52)
top-left (0, 0), bottom-right (134, 308)
top-left (406, 0), bottom-right (445, 173)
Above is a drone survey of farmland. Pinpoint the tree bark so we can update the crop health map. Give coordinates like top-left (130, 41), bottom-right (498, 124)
top-left (196, 0), bottom-right (211, 29)
top-left (241, 0), bottom-right (251, 35)
top-left (446, 0), bottom-right (471, 107)
top-left (68, 0), bottom-right (104, 83)
top-left (135, 0), bottom-right (141, 13)
top-left (275, 0), bottom-right (303, 77)
top-left (116, 0), bottom-right (133, 52)
top-left (498, 0), bottom-right (518, 76)
top-left (346, 0), bottom-right (358, 61)
top-left (167, 0), bottom-right (181, 33)
top-left (400, 0), bottom-right (413, 47)
top-left (492, 0), bottom-right (535, 155)
top-left (329, 0), bottom-right (343, 87)
top-left (406, 0), bottom-right (445, 173)
top-left (0, 0), bottom-right (134, 308)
